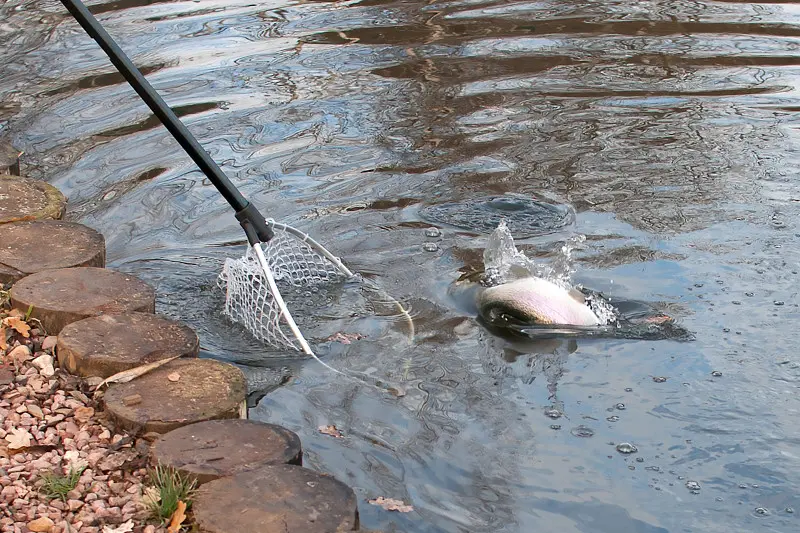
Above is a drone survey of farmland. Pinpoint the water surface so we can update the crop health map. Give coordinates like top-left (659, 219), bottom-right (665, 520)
top-left (2, 0), bottom-right (800, 531)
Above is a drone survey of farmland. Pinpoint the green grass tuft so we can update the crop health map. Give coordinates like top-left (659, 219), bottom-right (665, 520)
top-left (146, 464), bottom-right (198, 523)
top-left (39, 466), bottom-right (85, 501)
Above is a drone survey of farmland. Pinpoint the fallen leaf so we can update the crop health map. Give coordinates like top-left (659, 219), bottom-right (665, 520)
top-left (167, 372), bottom-right (180, 382)
top-left (5, 427), bottom-right (32, 450)
top-left (318, 425), bottom-right (343, 438)
top-left (73, 406), bottom-right (95, 424)
top-left (167, 500), bottom-right (187, 533)
top-left (141, 486), bottom-right (161, 507)
top-left (102, 519), bottom-right (134, 533)
top-left (368, 496), bottom-right (414, 513)
top-left (94, 356), bottom-right (180, 396)
top-left (0, 326), bottom-right (6, 351)
top-left (325, 332), bottom-right (366, 345)
top-left (3, 316), bottom-right (30, 338)
top-left (7, 309), bottom-right (24, 319)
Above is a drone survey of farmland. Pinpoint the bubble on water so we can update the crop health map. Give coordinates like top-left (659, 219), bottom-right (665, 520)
top-left (628, 465), bottom-right (636, 470)
top-left (636, 457), bottom-right (644, 463)
top-left (745, 292), bottom-right (754, 297)
top-left (544, 407), bottom-right (563, 419)
top-left (732, 301), bottom-right (742, 305)
top-left (616, 443), bottom-right (638, 454)
top-left (711, 371), bottom-right (722, 377)
top-left (716, 497), bottom-right (724, 502)
top-left (716, 279), bottom-right (724, 284)
top-left (786, 507), bottom-right (795, 514)
top-left (422, 242), bottom-right (439, 252)
top-left (694, 283), bottom-right (704, 288)
top-left (723, 328), bottom-right (730, 333)
top-left (625, 387), bottom-right (633, 392)
top-left (774, 300), bottom-right (785, 306)
top-left (550, 424), bottom-right (561, 430)
top-left (652, 376), bottom-right (667, 383)
top-left (570, 425), bottom-right (594, 438)
top-left (606, 416), bottom-right (620, 422)
top-left (751, 484), bottom-right (759, 488)
top-left (755, 507), bottom-right (769, 516)
top-left (424, 227), bottom-right (442, 238)
top-left (615, 403), bottom-right (626, 410)
top-left (646, 466), bottom-right (660, 472)
top-left (686, 481), bottom-right (700, 491)
top-left (739, 483), bottom-right (748, 489)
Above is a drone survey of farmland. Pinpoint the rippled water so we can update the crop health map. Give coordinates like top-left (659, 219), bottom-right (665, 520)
top-left (3, 0), bottom-right (800, 530)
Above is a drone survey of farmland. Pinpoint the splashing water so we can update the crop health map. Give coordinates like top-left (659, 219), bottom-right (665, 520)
top-left (482, 221), bottom-right (618, 325)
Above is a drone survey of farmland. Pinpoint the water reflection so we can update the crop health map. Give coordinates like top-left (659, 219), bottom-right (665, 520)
top-left (3, 0), bottom-right (800, 530)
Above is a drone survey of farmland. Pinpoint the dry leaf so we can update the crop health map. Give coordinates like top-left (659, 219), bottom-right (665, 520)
top-left (141, 486), bottom-right (161, 507)
top-left (0, 326), bottom-right (7, 351)
top-left (318, 425), bottom-right (343, 438)
top-left (3, 316), bottom-right (30, 338)
top-left (167, 372), bottom-right (181, 382)
top-left (5, 427), bottom-right (32, 450)
top-left (74, 406), bottom-right (95, 424)
top-left (102, 519), bottom-right (134, 533)
top-left (94, 356), bottom-right (180, 395)
top-left (7, 309), bottom-right (24, 319)
top-left (167, 500), bottom-right (187, 533)
top-left (368, 496), bottom-right (414, 513)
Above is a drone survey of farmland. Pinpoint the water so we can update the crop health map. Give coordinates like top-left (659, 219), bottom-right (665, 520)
top-left (2, 0), bottom-right (800, 531)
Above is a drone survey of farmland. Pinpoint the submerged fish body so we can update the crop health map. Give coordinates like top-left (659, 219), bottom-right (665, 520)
top-left (478, 277), bottom-right (601, 327)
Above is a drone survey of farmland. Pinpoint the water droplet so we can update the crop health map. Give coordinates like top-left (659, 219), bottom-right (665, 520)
top-left (544, 407), bottom-right (562, 419)
top-left (615, 403), bottom-right (626, 410)
top-left (755, 507), bottom-right (769, 516)
top-left (616, 443), bottom-right (638, 454)
top-left (424, 227), bottom-right (442, 238)
top-left (653, 376), bottom-right (667, 383)
top-left (685, 481), bottom-right (701, 491)
top-left (570, 425), bottom-right (594, 438)
top-left (711, 371), bottom-right (722, 377)
top-left (422, 242), bottom-right (439, 252)
top-left (606, 416), bottom-right (620, 422)
top-left (774, 300), bottom-right (785, 306)
top-left (550, 424), bottom-right (561, 430)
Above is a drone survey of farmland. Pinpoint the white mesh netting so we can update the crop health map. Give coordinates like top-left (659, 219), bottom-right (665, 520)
top-left (218, 226), bottom-right (349, 353)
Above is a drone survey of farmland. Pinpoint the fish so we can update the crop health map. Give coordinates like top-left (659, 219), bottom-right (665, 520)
top-left (477, 277), bottom-right (601, 327)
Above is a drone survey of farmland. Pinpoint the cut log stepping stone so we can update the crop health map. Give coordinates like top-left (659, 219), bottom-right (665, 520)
top-left (57, 312), bottom-right (199, 378)
top-left (0, 175), bottom-right (66, 223)
top-left (193, 464), bottom-right (359, 533)
top-left (103, 358), bottom-right (246, 434)
top-left (0, 220), bottom-right (105, 284)
top-left (151, 419), bottom-right (302, 484)
top-left (9, 267), bottom-right (155, 334)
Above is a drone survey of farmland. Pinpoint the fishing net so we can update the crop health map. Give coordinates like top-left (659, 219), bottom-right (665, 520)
top-left (218, 221), bottom-right (353, 356)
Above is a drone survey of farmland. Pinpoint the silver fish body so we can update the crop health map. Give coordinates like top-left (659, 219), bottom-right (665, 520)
top-left (478, 277), bottom-right (601, 326)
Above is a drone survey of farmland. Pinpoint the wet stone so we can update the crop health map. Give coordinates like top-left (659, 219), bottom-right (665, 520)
top-left (0, 140), bottom-right (21, 175)
top-left (0, 175), bottom-right (66, 224)
top-left (0, 221), bottom-right (105, 284)
top-left (10, 267), bottom-right (155, 334)
top-left (152, 419), bottom-right (302, 485)
top-left (193, 464), bottom-right (358, 533)
top-left (103, 358), bottom-right (246, 434)
top-left (57, 312), bottom-right (199, 378)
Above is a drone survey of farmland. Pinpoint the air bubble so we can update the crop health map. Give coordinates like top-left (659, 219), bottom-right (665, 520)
top-left (755, 507), bottom-right (769, 516)
top-left (550, 424), bottom-right (561, 430)
top-left (653, 376), bottom-right (667, 383)
top-left (711, 371), bottom-right (722, 377)
top-left (774, 301), bottom-right (785, 306)
top-left (570, 425), bottom-right (594, 438)
top-left (606, 416), bottom-right (620, 422)
top-left (615, 403), bottom-right (626, 410)
top-left (424, 227), bottom-right (442, 238)
top-left (616, 443), bottom-right (638, 454)
top-left (685, 481), bottom-right (700, 491)
top-left (422, 242), bottom-right (439, 252)
top-left (544, 407), bottom-right (563, 419)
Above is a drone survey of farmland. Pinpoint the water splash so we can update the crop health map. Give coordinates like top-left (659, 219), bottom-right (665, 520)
top-left (482, 221), bottom-right (618, 324)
